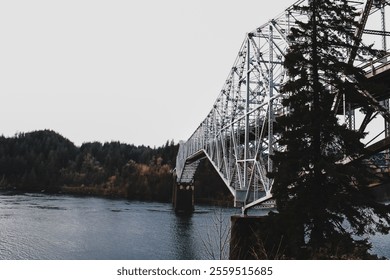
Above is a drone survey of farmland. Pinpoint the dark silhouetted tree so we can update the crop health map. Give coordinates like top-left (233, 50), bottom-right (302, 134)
top-left (269, 0), bottom-right (390, 259)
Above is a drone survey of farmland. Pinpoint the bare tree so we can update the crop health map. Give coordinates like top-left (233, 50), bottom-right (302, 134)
top-left (199, 209), bottom-right (231, 260)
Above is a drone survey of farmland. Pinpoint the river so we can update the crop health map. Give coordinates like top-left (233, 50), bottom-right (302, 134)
top-left (0, 192), bottom-right (389, 259)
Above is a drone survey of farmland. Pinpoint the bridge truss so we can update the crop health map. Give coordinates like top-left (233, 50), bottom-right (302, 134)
top-left (175, 0), bottom-right (390, 213)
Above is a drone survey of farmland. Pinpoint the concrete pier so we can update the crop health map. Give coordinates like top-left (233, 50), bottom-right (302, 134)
top-left (173, 184), bottom-right (194, 212)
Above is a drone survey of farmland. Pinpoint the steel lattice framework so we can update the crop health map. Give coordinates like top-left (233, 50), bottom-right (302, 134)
top-left (175, 0), bottom-right (390, 213)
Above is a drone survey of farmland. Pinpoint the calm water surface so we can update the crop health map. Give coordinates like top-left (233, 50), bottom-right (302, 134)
top-left (0, 192), bottom-right (389, 259)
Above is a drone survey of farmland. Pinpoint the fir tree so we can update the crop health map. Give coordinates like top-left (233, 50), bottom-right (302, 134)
top-left (269, 0), bottom-right (390, 259)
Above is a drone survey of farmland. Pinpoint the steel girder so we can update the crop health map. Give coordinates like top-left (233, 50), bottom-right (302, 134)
top-left (176, 0), bottom-right (390, 213)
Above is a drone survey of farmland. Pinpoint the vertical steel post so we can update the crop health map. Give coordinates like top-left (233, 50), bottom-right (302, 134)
top-left (348, 104), bottom-right (355, 130)
top-left (244, 35), bottom-right (250, 193)
top-left (379, 0), bottom-right (390, 166)
top-left (381, 1), bottom-right (390, 137)
top-left (267, 24), bottom-right (274, 193)
top-left (381, 1), bottom-right (387, 52)
top-left (344, 89), bottom-right (355, 130)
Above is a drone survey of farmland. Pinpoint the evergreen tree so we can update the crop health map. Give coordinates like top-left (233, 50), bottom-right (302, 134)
top-left (270, 0), bottom-right (390, 259)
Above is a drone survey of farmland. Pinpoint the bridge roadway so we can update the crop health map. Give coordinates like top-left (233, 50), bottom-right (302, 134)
top-left (174, 0), bottom-right (390, 213)
top-left (359, 54), bottom-right (390, 103)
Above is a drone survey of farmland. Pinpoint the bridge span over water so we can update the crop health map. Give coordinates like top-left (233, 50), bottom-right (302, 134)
top-left (174, 0), bottom-right (390, 213)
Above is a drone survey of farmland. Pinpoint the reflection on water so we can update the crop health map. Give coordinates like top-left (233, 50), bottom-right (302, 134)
top-left (0, 191), bottom-right (388, 259)
top-left (171, 214), bottom-right (196, 259)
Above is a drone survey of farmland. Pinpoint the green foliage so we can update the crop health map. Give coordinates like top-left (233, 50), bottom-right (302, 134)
top-left (268, 0), bottom-right (390, 259)
top-left (0, 130), bottom-right (78, 190)
top-left (0, 130), bottom-right (178, 201)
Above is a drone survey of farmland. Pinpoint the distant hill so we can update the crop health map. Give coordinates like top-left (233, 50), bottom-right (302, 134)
top-left (0, 130), bottom-right (178, 201)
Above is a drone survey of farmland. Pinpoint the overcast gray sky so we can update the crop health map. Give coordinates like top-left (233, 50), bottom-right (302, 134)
top-left (0, 0), bottom-right (304, 147)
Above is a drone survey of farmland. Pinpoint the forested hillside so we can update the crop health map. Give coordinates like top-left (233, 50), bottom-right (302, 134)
top-left (0, 130), bottom-right (178, 201)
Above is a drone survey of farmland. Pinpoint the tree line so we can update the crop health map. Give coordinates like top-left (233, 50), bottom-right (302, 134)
top-left (0, 130), bottom-right (178, 201)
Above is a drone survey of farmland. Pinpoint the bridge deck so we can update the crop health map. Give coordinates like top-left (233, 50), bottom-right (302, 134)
top-left (334, 60), bottom-right (390, 114)
top-left (366, 60), bottom-right (390, 101)
top-left (366, 136), bottom-right (390, 156)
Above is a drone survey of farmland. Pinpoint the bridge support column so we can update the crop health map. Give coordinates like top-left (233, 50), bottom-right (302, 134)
top-left (229, 215), bottom-right (268, 260)
top-left (172, 183), bottom-right (194, 213)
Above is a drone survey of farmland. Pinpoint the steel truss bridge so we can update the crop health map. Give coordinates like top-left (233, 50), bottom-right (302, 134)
top-left (175, 0), bottom-right (390, 213)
